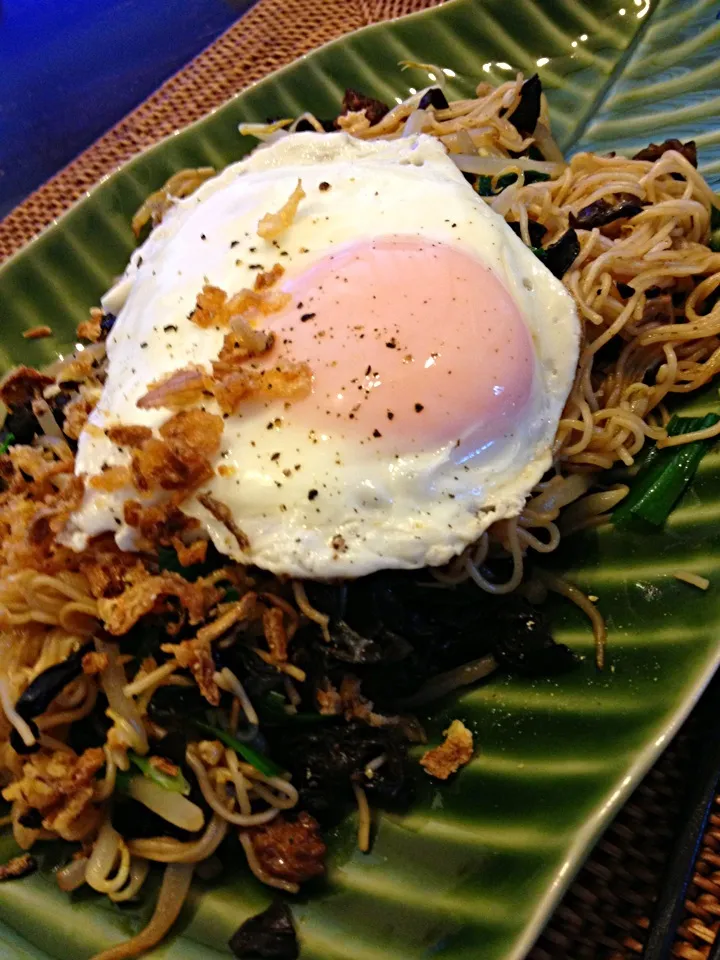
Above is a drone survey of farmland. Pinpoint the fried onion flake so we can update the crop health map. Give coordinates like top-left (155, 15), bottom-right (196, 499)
top-left (257, 180), bottom-right (306, 240)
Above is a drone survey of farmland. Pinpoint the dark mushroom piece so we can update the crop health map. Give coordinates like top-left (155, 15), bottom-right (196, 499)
top-left (632, 138), bottom-right (697, 167)
top-left (506, 73), bottom-right (542, 137)
top-left (418, 87), bottom-right (449, 111)
top-left (570, 194), bottom-right (645, 230)
top-left (539, 228), bottom-right (581, 279)
top-left (507, 219), bottom-right (548, 247)
top-left (229, 900), bottom-right (299, 960)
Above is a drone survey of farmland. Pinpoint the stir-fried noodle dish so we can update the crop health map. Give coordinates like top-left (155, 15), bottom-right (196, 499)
top-left (1, 71), bottom-right (719, 959)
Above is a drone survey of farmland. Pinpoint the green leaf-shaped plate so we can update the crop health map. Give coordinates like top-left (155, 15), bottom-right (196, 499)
top-left (1, 0), bottom-right (719, 957)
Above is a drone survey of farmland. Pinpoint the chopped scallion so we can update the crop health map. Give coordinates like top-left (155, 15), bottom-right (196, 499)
top-left (191, 719), bottom-right (283, 778)
top-left (613, 413), bottom-right (720, 529)
top-left (128, 751), bottom-right (190, 795)
top-left (475, 170), bottom-right (550, 197)
top-left (709, 203), bottom-right (720, 252)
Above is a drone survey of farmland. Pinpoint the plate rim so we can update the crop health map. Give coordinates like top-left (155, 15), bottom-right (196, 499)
top-left (508, 644), bottom-right (720, 960)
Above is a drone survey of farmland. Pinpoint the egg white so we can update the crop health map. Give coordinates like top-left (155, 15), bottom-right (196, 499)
top-left (64, 132), bottom-right (579, 578)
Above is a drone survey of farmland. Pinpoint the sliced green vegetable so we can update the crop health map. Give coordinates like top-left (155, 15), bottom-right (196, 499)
top-left (523, 170), bottom-right (552, 185)
top-left (0, 433), bottom-right (15, 455)
top-left (192, 720), bottom-right (284, 778)
top-left (613, 413), bottom-right (720, 529)
top-left (114, 769), bottom-right (133, 794)
top-left (710, 202), bottom-right (720, 252)
top-left (474, 170), bottom-right (550, 197)
top-left (128, 751), bottom-right (191, 795)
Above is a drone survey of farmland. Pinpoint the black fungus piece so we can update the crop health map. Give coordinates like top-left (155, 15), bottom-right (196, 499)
top-left (66, 701), bottom-right (112, 755)
top-left (418, 87), bottom-right (449, 111)
top-left (100, 313), bottom-right (117, 339)
top-left (295, 572), bottom-right (495, 705)
top-left (47, 389), bottom-right (76, 432)
top-left (632, 138), bottom-right (697, 168)
top-left (15, 643), bottom-right (92, 721)
top-left (507, 219), bottom-right (547, 247)
top-left (492, 602), bottom-right (578, 676)
top-left (4, 404), bottom-right (40, 445)
top-left (10, 718), bottom-right (40, 755)
top-left (154, 731), bottom-right (190, 768)
top-left (147, 682), bottom-right (220, 730)
top-left (212, 642), bottom-right (284, 703)
top-left (541, 228), bottom-right (580, 279)
top-left (296, 572), bottom-right (578, 711)
top-left (617, 282), bottom-right (635, 299)
top-left (640, 294), bottom-right (674, 325)
top-left (111, 796), bottom-right (201, 842)
top-left (18, 808), bottom-right (43, 829)
top-left (570, 194), bottom-right (645, 230)
top-left (326, 620), bottom-right (412, 665)
top-left (506, 74), bottom-right (542, 137)
top-left (268, 722), bottom-right (413, 824)
top-left (118, 614), bottom-right (172, 662)
top-left (340, 88), bottom-right (389, 126)
top-left (302, 582), bottom-right (348, 623)
top-left (229, 900), bottom-right (299, 960)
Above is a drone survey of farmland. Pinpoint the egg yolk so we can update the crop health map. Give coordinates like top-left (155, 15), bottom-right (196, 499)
top-left (270, 235), bottom-right (535, 463)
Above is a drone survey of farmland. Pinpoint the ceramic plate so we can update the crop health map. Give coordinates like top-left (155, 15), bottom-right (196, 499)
top-left (1, 0), bottom-right (719, 957)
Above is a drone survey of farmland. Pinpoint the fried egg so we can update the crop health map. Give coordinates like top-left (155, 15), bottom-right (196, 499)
top-left (65, 132), bottom-right (580, 578)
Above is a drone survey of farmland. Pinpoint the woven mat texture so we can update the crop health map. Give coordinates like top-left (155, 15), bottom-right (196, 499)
top-left (0, 1), bottom-right (714, 957)
top-left (0, 0), bottom-right (439, 259)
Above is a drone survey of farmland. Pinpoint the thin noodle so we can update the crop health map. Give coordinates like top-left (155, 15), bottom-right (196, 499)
top-left (128, 816), bottom-right (228, 863)
top-left (185, 748), bottom-right (280, 827)
top-left (352, 782), bottom-right (371, 853)
top-left (535, 569), bottom-right (608, 669)
top-left (292, 580), bottom-right (331, 642)
top-left (673, 571), bottom-right (710, 590)
top-left (89, 864), bottom-right (194, 960)
top-left (239, 833), bottom-right (299, 894)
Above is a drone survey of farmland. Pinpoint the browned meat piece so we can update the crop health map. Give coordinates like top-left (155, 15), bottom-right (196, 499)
top-left (340, 88), bottom-right (389, 126)
top-left (249, 812), bottom-right (326, 883)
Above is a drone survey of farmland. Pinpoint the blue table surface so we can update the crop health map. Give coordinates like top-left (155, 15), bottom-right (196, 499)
top-left (0, 0), bottom-right (253, 222)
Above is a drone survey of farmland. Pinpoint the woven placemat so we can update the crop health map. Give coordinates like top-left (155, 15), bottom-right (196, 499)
top-left (0, 1), bottom-right (715, 956)
top-left (0, 0), bottom-right (439, 259)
